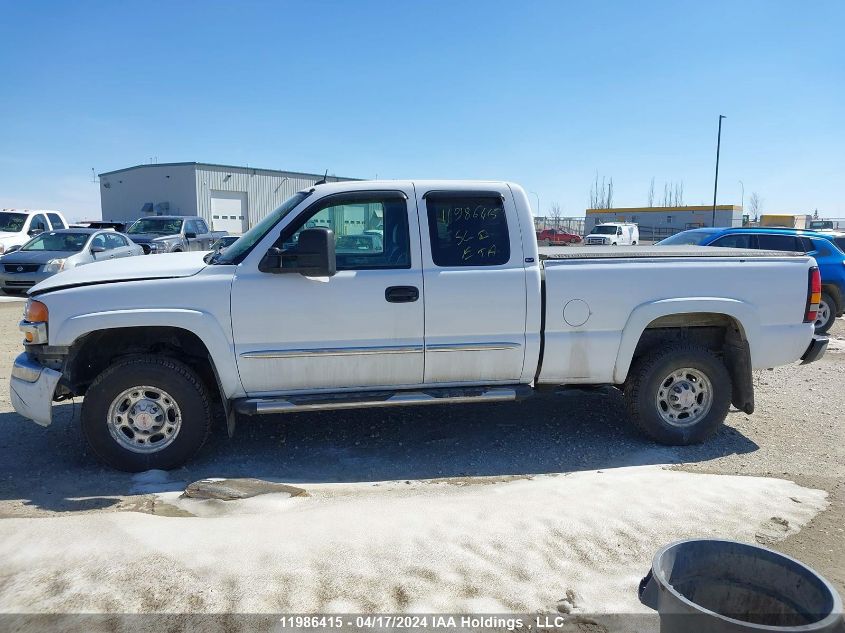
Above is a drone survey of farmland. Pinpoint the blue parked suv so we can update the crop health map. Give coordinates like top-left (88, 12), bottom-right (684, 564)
top-left (658, 227), bottom-right (845, 334)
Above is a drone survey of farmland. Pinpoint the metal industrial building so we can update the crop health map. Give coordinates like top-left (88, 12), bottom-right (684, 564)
top-left (585, 205), bottom-right (746, 240)
top-left (98, 162), bottom-right (356, 234)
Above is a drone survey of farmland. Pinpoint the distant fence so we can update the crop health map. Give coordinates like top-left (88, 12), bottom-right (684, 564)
top-left (533, 217), bottom-right (585, 234)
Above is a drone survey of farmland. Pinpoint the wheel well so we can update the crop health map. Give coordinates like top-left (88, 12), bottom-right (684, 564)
top-left (630, 312), bottom-right (754, 414)
top-left (821, 284), bottom-right (842, 314)
top-left (64, 327), bottom-right (220, 402)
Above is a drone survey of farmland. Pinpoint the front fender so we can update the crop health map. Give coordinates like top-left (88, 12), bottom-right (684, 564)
top-left (53, 307), bottom-right (245, 399)
top-left (612, 297), bottom-right (759, 383)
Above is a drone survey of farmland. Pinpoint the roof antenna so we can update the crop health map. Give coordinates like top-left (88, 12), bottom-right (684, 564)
top-left (314, 169), bottom-right (328, 186)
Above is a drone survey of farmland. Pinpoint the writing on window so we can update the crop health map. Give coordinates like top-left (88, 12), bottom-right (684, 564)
top-left (425, 194), bottom-right (510, 267)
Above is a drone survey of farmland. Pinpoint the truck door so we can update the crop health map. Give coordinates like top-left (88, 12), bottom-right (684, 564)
top-left (184, 219), bottom-right (202, 251)
top-left (417, 187), bottom-right (527, 384)
top-left (195, 218), bottom-right (213, 250)
top-left (230, 187), bottom-right (425, 394)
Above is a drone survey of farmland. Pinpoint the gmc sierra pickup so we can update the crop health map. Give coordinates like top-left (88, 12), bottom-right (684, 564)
top-left (10, 181), bottom-right (827, 471)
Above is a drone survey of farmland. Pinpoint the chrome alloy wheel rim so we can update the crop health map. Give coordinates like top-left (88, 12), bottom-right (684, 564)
top-left (815, 299), bottom-right (831, 329)
top-left (107, 386), bottom-right (182, 453)
top-left (655, 367), bottom-right (713, 427)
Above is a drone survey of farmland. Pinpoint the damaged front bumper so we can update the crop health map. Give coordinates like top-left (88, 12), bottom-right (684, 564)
top-left (800, 336), bottom-right (828, 365)
top-left (10, 352), bottom-right (62, 426)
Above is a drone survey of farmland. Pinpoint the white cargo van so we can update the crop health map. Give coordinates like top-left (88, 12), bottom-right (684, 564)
top-left (585, 222), bottom-right (639, 246)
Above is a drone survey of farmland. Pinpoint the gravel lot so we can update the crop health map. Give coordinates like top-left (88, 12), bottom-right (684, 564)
top-left (0, 299), bottom-right (843, 604)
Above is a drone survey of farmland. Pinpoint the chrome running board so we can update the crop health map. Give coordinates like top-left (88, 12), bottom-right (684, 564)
top-left (233, 385), bottom-right (532, 416)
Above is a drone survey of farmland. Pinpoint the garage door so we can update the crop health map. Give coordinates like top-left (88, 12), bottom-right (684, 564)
top-left (210, 191), bottom-right (248, 234)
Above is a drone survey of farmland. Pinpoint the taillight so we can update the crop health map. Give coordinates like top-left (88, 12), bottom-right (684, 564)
top-left (804, 267), bottom-right (821, 323)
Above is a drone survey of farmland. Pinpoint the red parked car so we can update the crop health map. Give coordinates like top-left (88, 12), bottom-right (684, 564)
top-left (536, 228), bottom-right (582, 245)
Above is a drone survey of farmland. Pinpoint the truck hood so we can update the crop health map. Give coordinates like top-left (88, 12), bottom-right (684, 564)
top-left (0, 232), bottom-right (23, 241)
top-left (30, 251), bottom-right (208, 295)
top-left (125, 233), bottom-right (177, 244)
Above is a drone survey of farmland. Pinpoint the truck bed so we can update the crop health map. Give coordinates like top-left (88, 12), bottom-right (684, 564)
top-left (539, 245), bottom-right (805, 260)
top-left (536, 245), bottom-right (815, 387)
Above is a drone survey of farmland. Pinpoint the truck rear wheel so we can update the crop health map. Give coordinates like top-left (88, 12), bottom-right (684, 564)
top-left (82, 356), bottom-right (212, 472)
top-left (624, 344), bottom-right (731, 445)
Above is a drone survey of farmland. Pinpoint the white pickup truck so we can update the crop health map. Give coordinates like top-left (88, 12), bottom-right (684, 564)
top-left (10, 181), bottom-right (828, 471)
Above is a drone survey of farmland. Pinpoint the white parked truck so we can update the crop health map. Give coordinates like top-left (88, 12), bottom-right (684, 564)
top-left (585, 222), bottom-right (639, 246)
top-left (11, 181), bottom-right (827, 471)
top-left (0, 209), bottom-right (69, 254)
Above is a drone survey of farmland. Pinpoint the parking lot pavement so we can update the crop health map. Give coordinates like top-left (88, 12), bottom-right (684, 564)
top-left (0, 301), bottom-right (842, 612)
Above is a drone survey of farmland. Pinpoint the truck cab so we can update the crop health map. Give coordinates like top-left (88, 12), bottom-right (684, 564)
top-left (585, 222), bottom-right (639, 246)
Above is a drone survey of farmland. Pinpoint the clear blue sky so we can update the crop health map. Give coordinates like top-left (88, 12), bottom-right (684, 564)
top-left (2, 0), bottom-right (843, 220)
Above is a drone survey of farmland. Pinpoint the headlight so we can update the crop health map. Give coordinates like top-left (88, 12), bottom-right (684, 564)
top-left (148, 243), bottom-right (160, 252)
top-left (0, 244), bottom-right (5, 255)
top-left (43, 258), bottom-right (66, 273)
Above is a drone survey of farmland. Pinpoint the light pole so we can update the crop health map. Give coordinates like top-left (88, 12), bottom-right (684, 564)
top-left (738, 180), bottom-right (744, 210)
top-left (712, 114), bottom-right (726, 226)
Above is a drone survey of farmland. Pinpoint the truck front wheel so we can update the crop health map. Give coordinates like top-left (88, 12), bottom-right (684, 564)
top-left (82, 356), bottom-right (212, 472)
top-left (624, 344), bottom-right (731, 445)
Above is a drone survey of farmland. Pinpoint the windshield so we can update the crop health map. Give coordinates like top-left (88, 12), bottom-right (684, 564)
top-left (0, 212), bottom-right (27, 233)
top-left (656, 230), bottom-right (715, 246)
top-left (128, 218), bottom-right (183, 235)
top-left (592, 225), bottom-right (619, 235)
top-left (213, 191), bottom-right (311, 264)
top-left (833, 237), bottom-right (845, 253)
top-left (22, 231), bottom-right (89, 252)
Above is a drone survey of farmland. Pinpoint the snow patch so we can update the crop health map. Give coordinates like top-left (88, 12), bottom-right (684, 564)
top-left (0, 466), bottom-right (827, 617)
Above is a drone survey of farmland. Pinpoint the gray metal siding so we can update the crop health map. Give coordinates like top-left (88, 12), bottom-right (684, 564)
top-left (195, 166), bottom-right (353, 229)
top-left (99, 164), bottom-right (198, 223)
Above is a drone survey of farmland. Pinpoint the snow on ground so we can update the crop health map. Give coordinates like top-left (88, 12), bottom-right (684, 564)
top-left (0, 465), bottom-right (826, 617)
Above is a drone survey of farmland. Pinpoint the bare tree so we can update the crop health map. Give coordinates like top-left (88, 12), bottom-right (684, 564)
top-left (673, 181), bottom-right (684, 207)
top-left (548, 202), bottom-right (563, 228)
top-left (589, 173), bottom-right (614, 209)
top-left (647, 177), bottom-right (655, 206)
top-left (748, 192), bottom-right (762, 221)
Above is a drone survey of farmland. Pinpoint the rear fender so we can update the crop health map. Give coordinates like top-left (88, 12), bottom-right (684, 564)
top-left (613, 298), bottom-right (759, 384)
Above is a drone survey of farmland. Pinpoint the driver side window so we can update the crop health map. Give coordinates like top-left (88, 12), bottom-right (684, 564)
top-left (281, 195), bottom-right (410, 270)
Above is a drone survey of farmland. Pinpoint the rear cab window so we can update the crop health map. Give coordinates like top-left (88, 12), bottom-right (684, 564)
top-left (424, 192), bottom-right (511, 267)
top-left (47, 213), bottom-right (66, 229)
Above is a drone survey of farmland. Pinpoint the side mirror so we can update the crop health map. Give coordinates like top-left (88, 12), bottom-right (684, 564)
top-left (91, 245), bottom-right (106, 254)
top-left (28, 228), bottom-right (43, 236)
top-left (185, 231), bottom-right (197, 239)
top-left (5, 245), bottom-right (21, 254)
top-left (259, 228), bottom-right (336, 277)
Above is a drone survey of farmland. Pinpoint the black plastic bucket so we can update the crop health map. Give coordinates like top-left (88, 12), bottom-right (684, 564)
top-left (639, 539), bottom-right (843, 632)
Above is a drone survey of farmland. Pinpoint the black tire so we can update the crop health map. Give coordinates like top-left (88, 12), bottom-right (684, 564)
top-left (82, 356), bottom-right (212, 472)
top-left (624, 344), bottom-right (732, 445)
top-left (815, 292), bottom-right (836, 335)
